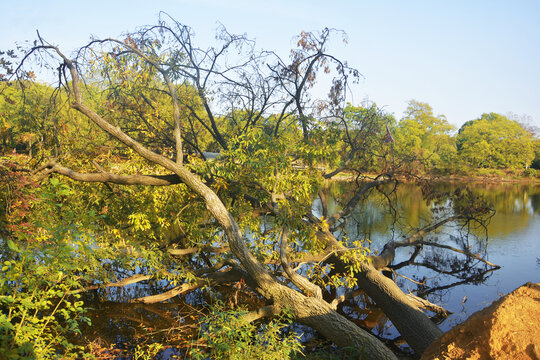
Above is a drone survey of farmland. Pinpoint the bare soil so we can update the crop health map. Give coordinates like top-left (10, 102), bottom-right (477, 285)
top-left (421, 282), bottom-right (540, 360)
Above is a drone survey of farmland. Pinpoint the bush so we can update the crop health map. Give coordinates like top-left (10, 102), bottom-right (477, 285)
top-left (0, 239), bottom-right (90, 359)
top-left (0, 161), bottom-right (97, 359)
top-left (523, 168), bottom-right (537, 178)
top-left (190, 303), bottom-right (303, 360)
top-left (474, 167), bottom-right (506, 178)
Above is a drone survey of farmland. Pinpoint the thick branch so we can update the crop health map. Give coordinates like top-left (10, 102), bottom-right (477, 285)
top-left (242, 304), bottom-right (280, 323)
top-left (279, 227), bottom-right (323, 299)
top-left (39, 161), bottom-right (182, 186)
top-left (135, 267), bottom-right (247, 304)
top-left (322, 154), bottom-right (353, 179)
top-left (405, 293), bottom-right (451, 317)
top-left (135, 283), bottom-right (199, 303)
top-left (369, 214), bottom-right (465, 270)
top-left (167, 246), bottom-right (230, 257)
top-left (330, 289), bottom-right (364, 310)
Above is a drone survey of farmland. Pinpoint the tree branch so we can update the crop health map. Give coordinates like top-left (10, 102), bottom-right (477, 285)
top-left (279, 227), bottom-right (323, 299)
top-left (71, 274), bottom-right (152, 294)
top-left (167, 246), bottom-right (230, 257)
top-left (369, 214), bottom-right (465, 270)
top-left (328, 174), bottom-right (394, 230)
top-left (37, 160), bottom-right (183, 186)
top-left (405, 293), bottom-right (451, 317)
top-left (242, 304), bottom-right (280, 323)
top-left (134, 267), bottom-right (247, 304)
top-left (394, 240), bottom-right (499, 268)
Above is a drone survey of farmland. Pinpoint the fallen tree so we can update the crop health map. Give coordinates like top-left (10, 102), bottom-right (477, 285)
top-left (6, 16), bottom-right (497, 358)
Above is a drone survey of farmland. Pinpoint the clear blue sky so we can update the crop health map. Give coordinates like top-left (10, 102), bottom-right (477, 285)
top-left (1, 0), bottom-right (539, 128)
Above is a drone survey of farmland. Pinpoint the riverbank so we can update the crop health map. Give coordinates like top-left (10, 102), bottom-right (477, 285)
top-left (327, 170), bottom-right (540, 184)
top-left (421, 282), bottom-right (540, 360)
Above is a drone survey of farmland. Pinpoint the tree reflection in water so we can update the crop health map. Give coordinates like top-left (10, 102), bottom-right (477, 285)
top-left (78, 181), bottom-right (540, 356)
top-left (318, 180), bottom-right (538, 347)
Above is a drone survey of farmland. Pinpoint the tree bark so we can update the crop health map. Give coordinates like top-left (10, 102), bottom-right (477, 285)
top-left (267, 283), bottom-right (398, 360)
top-left (317, 228), bottom-right (443, 355)
top-left (352, 260), bottom-right (443, 354)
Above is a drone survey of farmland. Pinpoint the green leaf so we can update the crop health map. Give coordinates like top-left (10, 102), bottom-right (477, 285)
top-left (7, 239), bottom-right (19, 252)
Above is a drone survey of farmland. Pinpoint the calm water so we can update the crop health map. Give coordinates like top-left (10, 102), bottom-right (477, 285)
top-left (81, 181), bottom-right (540, 354)
top-left (316, 181), bottom-right (540, 333)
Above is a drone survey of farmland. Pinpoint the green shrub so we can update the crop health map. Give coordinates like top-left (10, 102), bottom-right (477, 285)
top-left (523, 168), bottom-right (537, 178)
top-left (0, 239), bottom-right (90, 359)
top-left (475, 167), bottom-right (506, 178)
top-left (190, 303), bottom-right (303, 360)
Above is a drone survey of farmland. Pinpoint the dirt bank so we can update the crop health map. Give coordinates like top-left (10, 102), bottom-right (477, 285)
top-left (421, 282), bottom-right (540, 360)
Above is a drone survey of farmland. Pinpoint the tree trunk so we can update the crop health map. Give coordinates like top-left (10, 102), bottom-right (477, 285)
top-left (354, 260), bottom-right (442, 354)
top-left (320, 229), bottom-right (443, 355)
top-left (268, 282), bottom-right (398, 360)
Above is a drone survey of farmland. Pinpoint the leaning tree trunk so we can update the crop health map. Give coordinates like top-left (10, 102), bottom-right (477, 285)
top-left (268, 283), bottom-right (398, 360)
top-left (321, 229), bottom-right (443, 355)
top-left (354, 260), bottom-right (443, 353)
top-left (53, 47), bottom-right (426, 359)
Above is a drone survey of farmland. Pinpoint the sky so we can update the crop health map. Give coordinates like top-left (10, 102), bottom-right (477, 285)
top-left (1, 0), bottom-right (539, 129)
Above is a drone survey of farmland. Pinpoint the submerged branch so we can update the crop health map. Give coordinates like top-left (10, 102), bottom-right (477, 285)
top-left (396, 240), bottom-right (499, 268)
top-left (72, 274), bottom-right (153, 294)
top-left (135, 267), bottom-right (248, 304)
top-left (417, 266), bottom-right (499, 297)
top-left (369, 214), bottom-right (465, 270)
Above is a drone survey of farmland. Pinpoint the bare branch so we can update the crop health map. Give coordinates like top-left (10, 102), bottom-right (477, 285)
top-left (328, 174), bottom-right (394, 230)
top-left (71, 274), bottom-right (152, 294)
top-left (38, 160), bottom-right (183, 186)
top-left (369, 214), bottom-right (466, 270)
top-left (135, 267), bottom-right (247, 304)
top-left (395, 240), bottom-right (500, 269)
top-left (279, 227), bottom-right (323, 299)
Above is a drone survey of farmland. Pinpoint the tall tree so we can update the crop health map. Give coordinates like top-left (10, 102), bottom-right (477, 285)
top-left (394, 100), bottom-right (456, 172)
top-left (457, 113), bottom-right (535, 169)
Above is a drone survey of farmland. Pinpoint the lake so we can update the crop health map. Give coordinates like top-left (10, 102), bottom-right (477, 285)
top-left (315, 180), bottom-right (540, 335)
top-left (81, 180), bottom-right (540, 355)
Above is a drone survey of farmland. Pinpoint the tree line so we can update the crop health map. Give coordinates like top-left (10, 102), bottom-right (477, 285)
top-left (2, 82), bottom-right (538, 178)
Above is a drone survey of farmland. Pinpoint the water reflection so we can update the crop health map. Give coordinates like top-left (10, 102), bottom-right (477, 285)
top-left (320, 181), bottom-right (540, 245)
top-left (320, 180), bottom-right (540, 334)
top-left (81, 181), bottom-right (540, 355)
